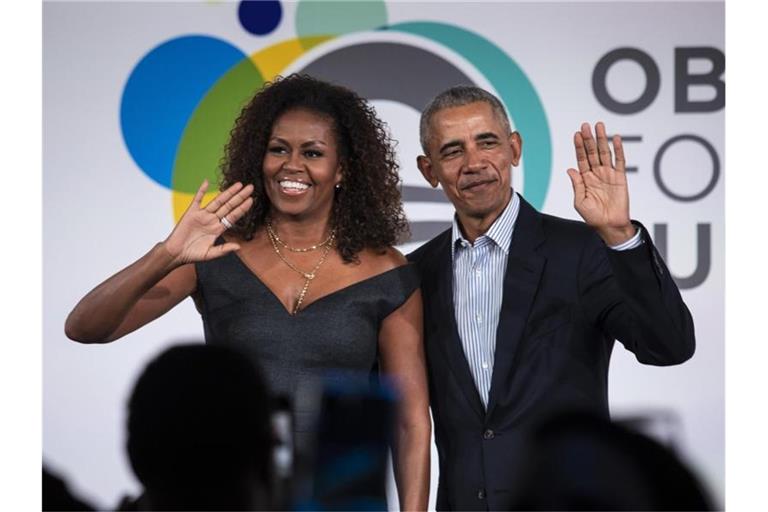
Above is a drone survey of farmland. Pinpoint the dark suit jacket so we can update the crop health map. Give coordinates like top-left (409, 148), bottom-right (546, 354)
top-left (407, 195), bottom-right (695, 511)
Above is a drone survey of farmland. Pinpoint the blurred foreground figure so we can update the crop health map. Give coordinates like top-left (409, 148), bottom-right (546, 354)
top-left (510, 412), bottom-right (714, 511)
top-left (43, 465), bottom-right (96, 511)
top-left (122, 344), bottom-right (274, 511)
top-left (292, 373), bottom-right (397, 511)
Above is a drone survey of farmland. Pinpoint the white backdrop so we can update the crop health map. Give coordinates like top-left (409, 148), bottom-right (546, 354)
top-left (43, 1), bottom-right (724, 509)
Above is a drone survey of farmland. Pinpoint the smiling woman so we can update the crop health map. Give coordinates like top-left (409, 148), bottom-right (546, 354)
top-left (221, 74), bottom-right (408, 263)
top-left (262, 109), bottom-right (343, 223)
top-left (64, 74), bottom-right (431, 511)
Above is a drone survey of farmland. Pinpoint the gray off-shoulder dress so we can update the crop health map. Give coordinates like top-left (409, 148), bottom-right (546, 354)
top-left (194, 250), bottom-right (420, 444)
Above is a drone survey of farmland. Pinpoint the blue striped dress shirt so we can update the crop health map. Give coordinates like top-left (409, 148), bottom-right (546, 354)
top-left (451, 191), bottom-right (642, 408)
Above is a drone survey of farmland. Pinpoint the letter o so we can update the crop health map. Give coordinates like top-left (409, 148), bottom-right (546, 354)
top-left (654, 135), bottom-right (720, 202)
top-left (592, 48), bottom-right (660, 114)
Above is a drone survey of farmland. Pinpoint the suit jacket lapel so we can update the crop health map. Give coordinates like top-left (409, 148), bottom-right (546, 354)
top-left (426, 231), bottom-right (486, 420)
top-left (486, 197), bottom-right (546, 419)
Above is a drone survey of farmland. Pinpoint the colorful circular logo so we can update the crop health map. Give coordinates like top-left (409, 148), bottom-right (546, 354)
top-left (120, 0), bottom-right (551, 243)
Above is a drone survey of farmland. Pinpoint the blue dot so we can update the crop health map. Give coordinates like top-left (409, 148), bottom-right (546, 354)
top-left (239, 0), bottom-right (282, 36)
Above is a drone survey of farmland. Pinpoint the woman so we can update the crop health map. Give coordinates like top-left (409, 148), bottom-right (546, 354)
top-left (65, 74), bottom-right (430, 510)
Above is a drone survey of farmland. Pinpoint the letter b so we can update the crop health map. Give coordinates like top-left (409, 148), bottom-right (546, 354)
top-left (675, 47), bottom-right (725, 113)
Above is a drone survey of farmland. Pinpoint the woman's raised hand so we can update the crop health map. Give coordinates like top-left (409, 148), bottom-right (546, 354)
top-left (162, 180), bottom-right (254, 266)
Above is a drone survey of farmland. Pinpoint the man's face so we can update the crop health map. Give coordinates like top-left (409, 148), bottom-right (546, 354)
top-left (418, 101), bottom-right (521, 222)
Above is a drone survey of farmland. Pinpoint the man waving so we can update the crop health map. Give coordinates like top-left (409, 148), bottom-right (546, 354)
top-left (408, 85), bottom-right (695, 511)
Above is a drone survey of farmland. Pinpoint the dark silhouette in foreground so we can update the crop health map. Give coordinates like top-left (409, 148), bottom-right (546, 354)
top-left (123, 344), bottom-right (274, 511)
top-left (510, 411), bottom-right (714, 511)
top-left (293, 373), bottom-right (396, 511)
top-left (43, 465), bottom-right (97, 511)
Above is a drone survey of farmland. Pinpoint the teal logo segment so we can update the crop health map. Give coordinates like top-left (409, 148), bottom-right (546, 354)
top-left (120, 1), bottom-right (553, 233)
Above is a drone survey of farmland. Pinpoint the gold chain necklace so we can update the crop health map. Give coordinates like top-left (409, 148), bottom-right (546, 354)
top-left (266, 220), bottom-right (335, 253)
top-left (266, 224), bottom-right (336, 315)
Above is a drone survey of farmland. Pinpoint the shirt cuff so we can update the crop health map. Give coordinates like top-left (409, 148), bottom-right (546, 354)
top-left (609, 227), bottom-right (643, 251)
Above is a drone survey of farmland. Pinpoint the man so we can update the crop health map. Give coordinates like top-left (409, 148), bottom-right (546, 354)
top-left (407, 86), bottom-right (694, 511)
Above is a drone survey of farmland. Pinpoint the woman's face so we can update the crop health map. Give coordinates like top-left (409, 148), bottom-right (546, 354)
top-left (262, 108), bottom-right (342, 222)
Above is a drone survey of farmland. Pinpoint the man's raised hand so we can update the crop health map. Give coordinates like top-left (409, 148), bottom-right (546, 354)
top-left (566, 122), bottom-right (636, 246)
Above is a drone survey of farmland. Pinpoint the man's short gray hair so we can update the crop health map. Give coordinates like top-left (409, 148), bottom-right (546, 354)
top-left (419, 85), bottom-right (511, 153)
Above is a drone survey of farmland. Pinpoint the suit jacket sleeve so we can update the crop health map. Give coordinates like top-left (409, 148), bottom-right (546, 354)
top-left (578, 221), bottom-right (695, 365)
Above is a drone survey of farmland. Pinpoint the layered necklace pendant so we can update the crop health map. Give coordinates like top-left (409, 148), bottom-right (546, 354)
top-left (266, 221), bottom-right (335, 315)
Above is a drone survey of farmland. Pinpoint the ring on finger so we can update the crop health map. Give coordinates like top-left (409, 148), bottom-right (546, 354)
top-left (220, 216), bottom-right (233, 229)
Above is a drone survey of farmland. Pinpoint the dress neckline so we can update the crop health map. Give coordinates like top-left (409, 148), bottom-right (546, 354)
top-left (227, 252), bottom-right (413, 316)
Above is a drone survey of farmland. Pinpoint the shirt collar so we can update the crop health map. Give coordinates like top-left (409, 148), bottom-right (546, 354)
top-left (452, 190), bottom-right (521, 257)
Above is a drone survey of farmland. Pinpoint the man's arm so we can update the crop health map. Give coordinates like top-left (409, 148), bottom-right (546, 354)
top-left (578, 225), bottom-right (695, 365)
top-left (567, 122), bottom-right (695, 364)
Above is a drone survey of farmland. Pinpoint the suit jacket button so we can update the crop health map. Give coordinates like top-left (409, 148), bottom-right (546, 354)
top-left (483, 429), bottom-right (495, 440)
top-left (477, 488), bottom-right (486, 500)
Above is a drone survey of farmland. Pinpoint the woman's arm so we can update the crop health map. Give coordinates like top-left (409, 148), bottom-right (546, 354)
top-left (64, 246), bottom-right (196, 343)
top-left (65, 181), bottom-right (253, 343)
top-left (379, 288), bottom-right (431, 511)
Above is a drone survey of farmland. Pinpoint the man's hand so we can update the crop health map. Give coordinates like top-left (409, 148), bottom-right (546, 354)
top-left (567, 122), bottom-right (636, 246)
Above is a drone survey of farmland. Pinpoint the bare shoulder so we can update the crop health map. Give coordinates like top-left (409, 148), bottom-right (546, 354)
top-left (357, 246), bottom-right (408, 276)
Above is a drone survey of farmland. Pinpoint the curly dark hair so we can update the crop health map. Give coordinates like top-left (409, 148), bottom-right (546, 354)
top-left (220, 74), bottom-right (409, 263)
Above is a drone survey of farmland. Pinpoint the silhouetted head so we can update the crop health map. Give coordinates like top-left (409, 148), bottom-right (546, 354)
top-left (510, 411), bottom-right (713, 511)
top-left (43, 465), bottom-right (97, 511)
top-left (126, 344), bottom-right (274, 510)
